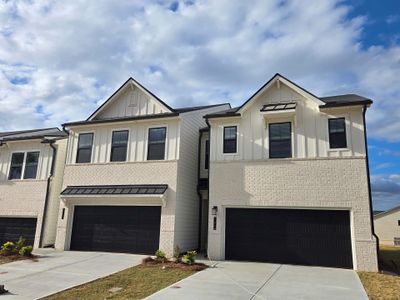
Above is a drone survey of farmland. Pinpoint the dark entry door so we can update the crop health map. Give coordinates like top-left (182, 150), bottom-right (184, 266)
top-left (70, 206), bottom-right (161, 254)
top-left (0, 217), bottom-right (37, 246)
top-left (225, 208), bottom-right (353, 268)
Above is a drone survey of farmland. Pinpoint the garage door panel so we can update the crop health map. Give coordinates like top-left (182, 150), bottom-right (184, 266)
top-left (70, 206), bottom-right (161, 254)
top-left (0, 218), bottom-right (37, 246)
top-left (225, 208), bottom-right (353, 268)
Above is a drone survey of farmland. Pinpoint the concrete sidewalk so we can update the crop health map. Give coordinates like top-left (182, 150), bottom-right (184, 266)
top-left (0, 249), bottom-right (144, 300)
top-left (146, 261), bottom-right (368, 300)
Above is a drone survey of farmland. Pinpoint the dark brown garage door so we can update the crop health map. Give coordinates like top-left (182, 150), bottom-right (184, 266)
top-left (70, 206), bottom-right (161, 254)
top-left (225, 208), bottom-right (353, 268)
top-left (0, 217), bottom-right (37, 246)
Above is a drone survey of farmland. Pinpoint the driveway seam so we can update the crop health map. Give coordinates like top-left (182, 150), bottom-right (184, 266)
top-left (250, 264), bottom-right (282, 300)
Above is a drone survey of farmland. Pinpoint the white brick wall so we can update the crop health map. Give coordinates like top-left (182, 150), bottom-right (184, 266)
top-left (207, 157), bottom-right (378, 271)
top-left (55, 161), bottom-right (178, 256)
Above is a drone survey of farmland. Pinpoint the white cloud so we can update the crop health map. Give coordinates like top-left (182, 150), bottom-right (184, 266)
top-left (371, 174), bottom-right (400, 210)
top-left (0, 0), bottom-right (399, 142)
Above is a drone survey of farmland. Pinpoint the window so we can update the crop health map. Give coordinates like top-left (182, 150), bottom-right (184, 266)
top-left (223, 126), bottom-right (237, 154)
top-left (8, 152), bottom-right (25, 180)
top-left (329, 118), bottom-right (347, 149)
top-left (147, 127), bottom-right (166, 160)
top-left (269, 122), bottom-right (292, 158)
top-left (24, 152), bottom-right (39, 179)
top-left (398, 220), bottom-right (400, 226)
top-left (8, 151), bottom-right (40, 180)
top-left (205, 140), bottom-right (209, 170)
top-left (76, 133), bottom-right (93, 163)
top-left (110, 130), bottom-right (129, 162)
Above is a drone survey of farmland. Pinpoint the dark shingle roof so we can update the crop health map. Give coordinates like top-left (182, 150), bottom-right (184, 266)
top-left (61, 184), bottom-right (168, 196)
top-left (319, 94), bottom-right (372, 108)
top-left (0, 127), bottom-right (67, 142)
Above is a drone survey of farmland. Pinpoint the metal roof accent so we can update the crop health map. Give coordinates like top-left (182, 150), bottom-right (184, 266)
top-left (260, 102), bottom-right (297, 112)
top-left (61, 184), bottom-right (168, 196)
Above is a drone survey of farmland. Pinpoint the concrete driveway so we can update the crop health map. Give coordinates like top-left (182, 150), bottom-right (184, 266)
top-left (0, 249), bottom-right (144, 300)
top-left (147, 261), bottom-right (368, 300)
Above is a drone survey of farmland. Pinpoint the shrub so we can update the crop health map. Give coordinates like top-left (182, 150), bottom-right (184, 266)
top-left (155, 249), bottom-right (167, 262)
top-left (1, 242), bottom-right (15, 255)
top-left (173, 245), bottom-right (181, 261)
top-left (182, 250), bottom-right (197, 265)
top-left (19, 246), bottom-right (33, 257)
top-left (15, 236), bottom-right (26, 252)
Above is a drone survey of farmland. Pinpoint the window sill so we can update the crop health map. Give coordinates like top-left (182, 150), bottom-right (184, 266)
top-left (327, 148), bottom-right (350, 152)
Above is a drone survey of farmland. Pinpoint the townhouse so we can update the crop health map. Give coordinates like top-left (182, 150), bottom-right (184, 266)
top-left (0, 73), bottom-right (378, 272)
top-left (374, 205), bottom-right (400, 246)
top-left (0, 128), bottom-right (67, 248)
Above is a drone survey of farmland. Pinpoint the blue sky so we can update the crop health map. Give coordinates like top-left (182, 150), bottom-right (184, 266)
top-left (0, 0), bottom-right (399, 210)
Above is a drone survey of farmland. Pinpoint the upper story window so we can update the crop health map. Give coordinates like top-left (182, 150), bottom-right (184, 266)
top-left (24, 152), bottom-right (40, 179)
top-left (110, 130), bottom-right (129, 162)
top-left (8, 151), bottom-right (40, 180)
top-left (205, 140), bottom-right (209, 170)
top-left (147, 127), bottom-right (166, 160)
top-left (223, 126), bottom-right (237, 154)
top-left (76, 133), bottom-right (94, 163)
top-left (269, 122), bottom-right (292, 158)
top-left (328, 118), bottom-right (347, 149)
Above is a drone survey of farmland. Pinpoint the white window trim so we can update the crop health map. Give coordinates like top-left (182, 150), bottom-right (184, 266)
top-left (146, 124), bottom-right (169, 161)
top-left (222, 124), bottom-right (239, 156)
top-left (8, 150), bottom-right (41, 181)
top-left (265, 120), bottom-right (294, 159)
top-left (326, 114), bottom-right (351, 152)
top-left (75, 131), bottom-right (95, 164)
top-left (108, 128), bottom-right (130, 162)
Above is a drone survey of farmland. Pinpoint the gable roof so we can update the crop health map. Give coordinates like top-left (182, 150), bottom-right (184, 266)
top-left (205, 73), bottom-right (373, 119)
top-left (374, 205), bottom-right (400, 219)
top-left (87, 77), bottom-right (175, 121)
top-left (63, 103), bottom-right (230, 127)
top-left (0, 127), bottom-right (67, 142)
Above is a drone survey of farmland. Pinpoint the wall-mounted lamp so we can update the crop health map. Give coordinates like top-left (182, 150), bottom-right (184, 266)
top-left (211, 206), bottom-right (218, 216)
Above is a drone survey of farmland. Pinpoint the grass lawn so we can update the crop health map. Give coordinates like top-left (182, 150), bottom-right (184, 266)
top-left (358, 245), bottom-right (400, 300)
top-left (42, 264), bottom-right (197, 300)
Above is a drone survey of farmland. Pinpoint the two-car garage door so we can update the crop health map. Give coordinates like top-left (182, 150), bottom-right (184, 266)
top-left (70, 206), bottom-right (161, 255)
top-left (225, 208), bottom-right (353, 268)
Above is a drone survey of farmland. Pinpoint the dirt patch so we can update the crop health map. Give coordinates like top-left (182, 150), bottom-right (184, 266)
top-left (142, 257), bottom-right (208, 271)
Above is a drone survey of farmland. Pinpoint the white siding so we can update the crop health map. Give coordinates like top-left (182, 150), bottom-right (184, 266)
top-left (199, 132), bottom-right (209, 179)
top-left (374, 210), bottom-right (400, 245)
top-left (174, 105), bottom-right (229, 252)
top-left (209, 83), bottom-right (366, 162)
top-left (96, 85), bottom-right (169, 119)
top-left (65, 118), bottom-right (180, 164)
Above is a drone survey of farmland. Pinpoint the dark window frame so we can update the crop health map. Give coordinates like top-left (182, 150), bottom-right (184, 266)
top-left (328, 118), bottom-right (347, 149)
top-left (398, 220), bottom-right (400, 226)
top-left (23, 151), bottom-right (40, 179)
top-left (268, 122), bottom-right (292, 159)
top-left (110, 130), bottom-right (129, 162)
top-left (205, 140), bottom-right (209, 170)
top-left (76, 133), bottom-right (94, 163)
top-left (223, 126), bottom-right (237, 154)
top-left (147, 127), bottom-right (167, 160)
top-left (8, 152), bottom-right (25, 180)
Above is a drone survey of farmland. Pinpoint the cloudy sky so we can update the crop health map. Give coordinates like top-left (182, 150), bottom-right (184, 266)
top-left (0, 0), bottom-right (399, 210)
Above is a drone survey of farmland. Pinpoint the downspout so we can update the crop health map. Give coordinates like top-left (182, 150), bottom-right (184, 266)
top-left (196, 130), bottom-right (204, 252)
top-left (362, 104), bottom-right (380, 265)
top-left (39, 140), bottom-right (57, 248)
top-left (205, 118), bottom-right (211, 257)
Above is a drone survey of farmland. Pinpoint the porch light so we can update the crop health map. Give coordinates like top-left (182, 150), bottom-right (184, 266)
top-left (211, 206), bottom-right (218, 216)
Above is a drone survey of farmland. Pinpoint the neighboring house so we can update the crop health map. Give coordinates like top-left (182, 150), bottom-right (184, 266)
top-left (374, 205), bottom-right (400, 246)
top-left (54, 77), bottom-right (230, 256)
top-left (202, 73), bottom-right (378, 271)
top-left (0, 128), bottom-right (67, 248)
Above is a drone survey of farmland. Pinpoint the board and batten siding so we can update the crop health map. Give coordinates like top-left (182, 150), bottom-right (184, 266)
top-left (209, 84), bottom-right (366, 162)
top-left (0, 140), bottom-right (54, 181)
top-left (65, 118), bottom-right (180, 164)
top-left (96, 86), bottom-right (169, 119)
top-left (174, 104), bottom-right (230, 252)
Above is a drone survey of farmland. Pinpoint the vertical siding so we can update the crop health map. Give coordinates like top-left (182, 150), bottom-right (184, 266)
top-left (174, 105), bottom-right (230, 251)
top-left (42, 138), bottom-right (68, 246)
top-left (209, 84), bottom-right (366, 162)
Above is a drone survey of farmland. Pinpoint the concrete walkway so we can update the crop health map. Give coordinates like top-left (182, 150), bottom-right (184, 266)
top-left (0, 249), bottom-right (144, 300)
top-left (147, 261), bottom-right (368, 300)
